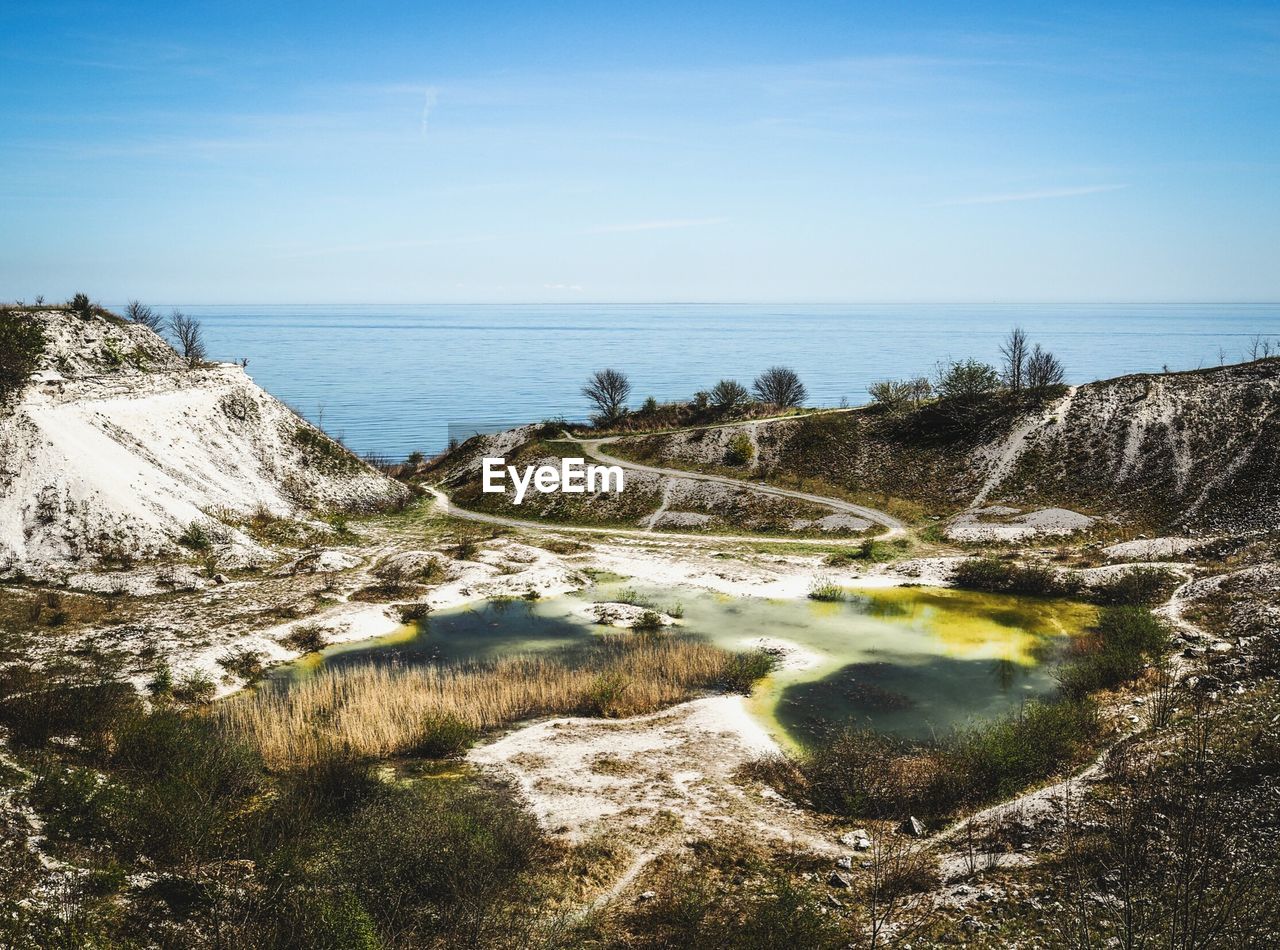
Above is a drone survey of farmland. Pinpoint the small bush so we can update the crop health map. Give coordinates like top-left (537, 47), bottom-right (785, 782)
top-left (633, 609), bottom-right (666, 632)
top-left (808, 577), bottom-right (844, 602)
top-left (338, 782), bottom-right (543, 944)
top-left (177, 521), bottom-right (212, 551)
top-left (0, 311), bottom-right (46, 400)
top-left (725, 432), bottom-right (755, 466)
top-left (410, 714), bottom-right (478, 758)
top-left (1091, 567), bottom-right (1180, 606)
top-left (282, 623), bottom-right (328, 654)
top-left (583, 671), bottom-right (630, 717)
top-left (172, 669), bottom-right (216, 705)
top-left (951, 557), bottom-right (1078, 597)
top-left (399, 602), bottom-right (432, 623)
top-left (709, 378), bottom-right (751, 412)
top-left (147, 663), bottom-right (173, 697)
top-left (217, 648), bottom-right (266, 683)
top-left (717, 650), bottom-right (777, 693)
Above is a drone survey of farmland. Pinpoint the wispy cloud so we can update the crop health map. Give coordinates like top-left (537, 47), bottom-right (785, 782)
top-left (935, 184), bottom-right (1130, 206)
top-left (543, 282), bottom-right (583, 291)
top-left (420, 86), bottom-right (439, 139)
top-left (586, 216), bottom-right (728, 234)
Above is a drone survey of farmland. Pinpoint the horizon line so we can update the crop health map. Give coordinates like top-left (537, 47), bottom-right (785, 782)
top-left (111, 299), bottom-right (1280, 308)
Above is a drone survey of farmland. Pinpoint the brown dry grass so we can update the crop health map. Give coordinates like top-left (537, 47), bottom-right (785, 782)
top-left (221, 635), bottom-right (746, 769)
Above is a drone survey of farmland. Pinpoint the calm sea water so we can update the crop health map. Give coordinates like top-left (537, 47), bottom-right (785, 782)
top-left (170, 303), bottom-right (1280, 459)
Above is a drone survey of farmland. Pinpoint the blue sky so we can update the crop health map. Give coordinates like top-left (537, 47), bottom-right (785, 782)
top-left (2, 1), bottom-right (1278, 303)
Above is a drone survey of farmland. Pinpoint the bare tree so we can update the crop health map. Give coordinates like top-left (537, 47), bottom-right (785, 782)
top-left (752, 366), bottom-right (807, 407)
top-left (168, 310), bottom-right (207, 367)
top-left (1026, 344), bottom-right (1065, 391)
top-left (126, 299), bottom-right (165, 332)
top-left (709, 378), bottom-right (750, 412)
top-left (581, 368), bottom-right (631, 424)
top-left (1248, 334), bottom-right (1274, 361)
top-left (1000, 326), bottom-right (1028, 391)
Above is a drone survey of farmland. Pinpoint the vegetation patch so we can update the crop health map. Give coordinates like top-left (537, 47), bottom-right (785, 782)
top-left (0, 311), bottom-right (46, 402)
top-left (222, 635), bottom-right (774, 768)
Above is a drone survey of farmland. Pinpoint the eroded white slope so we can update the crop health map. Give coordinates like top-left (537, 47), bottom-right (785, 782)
top-left (0, 312), bottom-right (406, 575)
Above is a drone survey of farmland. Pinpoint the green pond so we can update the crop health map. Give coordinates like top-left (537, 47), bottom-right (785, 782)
top-left (287, 582), bottom-right (1096, 747)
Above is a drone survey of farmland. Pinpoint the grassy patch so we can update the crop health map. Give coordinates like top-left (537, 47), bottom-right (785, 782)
top-left (1055, 606), bottom-right (1172, 699)
top-left (755, 697), bottom-right (1103, 822)
top-left (222, 635), bottom-right (774, 768)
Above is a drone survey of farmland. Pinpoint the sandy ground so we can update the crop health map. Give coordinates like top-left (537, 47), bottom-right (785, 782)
top-left (468, 695), bottom-right (835, 852)
top-left (946, 506), bottom-right (1096, 542)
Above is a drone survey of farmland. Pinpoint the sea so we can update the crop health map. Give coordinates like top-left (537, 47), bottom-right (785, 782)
top-left (160, 303), bottom-right (1280, 460)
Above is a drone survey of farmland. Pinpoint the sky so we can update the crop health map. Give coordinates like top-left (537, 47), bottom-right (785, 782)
top-left (1, 1), bottom-right (1278, 303)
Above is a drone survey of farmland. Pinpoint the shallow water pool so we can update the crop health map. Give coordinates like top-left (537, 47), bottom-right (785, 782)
top-left (293, 581), bottom-right (1095, 747)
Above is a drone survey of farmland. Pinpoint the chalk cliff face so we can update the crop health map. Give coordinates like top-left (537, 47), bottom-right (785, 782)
top-left (0, 310), bottom-right (408, 576)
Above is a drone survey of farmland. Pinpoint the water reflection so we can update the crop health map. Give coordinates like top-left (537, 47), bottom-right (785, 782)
top-left (278, 582), bottom-right (1095, 747)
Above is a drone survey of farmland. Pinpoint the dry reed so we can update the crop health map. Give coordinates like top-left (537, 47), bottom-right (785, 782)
top-left (220, 635), bottom-right (748, 769)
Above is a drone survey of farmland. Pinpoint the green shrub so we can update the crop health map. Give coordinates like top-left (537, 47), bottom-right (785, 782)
top-left (218, 648), bottom-right (266, 683)
top-left (172, 668), bottom-right (216, 704)
top-left (725, 432), bottom-right (755, 466)
top-left (807, 578), bottom-right (844, 601)
top-left (633, 609), bottom-right (666, 632)
top-left (109, 709), bottom-right (263, 869)
top-left (948, 698), bottom-right (1101, 801)
top-left (789, 698), bottom-right (1102, 821)
top-left (936, 358), bottom-right (1001, 400)
top-left (1091, 567), bottom-right (1180, 606)
top-left (338, 782), bottom-right (543, 944)
top-left (146, 662), bottom-right (173, 697)
top-left (584, 670), bottom-right (629, 716)
top-left (1056, 606), bottom-right (1171, 699)
top-left (0, 311), bottom-right (45, 400)
top-left (177, 521), bottom-right (212, 551)
top-left (951, 557), bottom-right (1078, 597)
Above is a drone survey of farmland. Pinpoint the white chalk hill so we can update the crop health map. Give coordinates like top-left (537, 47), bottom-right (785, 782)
top-left (0, 310), bottom-right (407, 576)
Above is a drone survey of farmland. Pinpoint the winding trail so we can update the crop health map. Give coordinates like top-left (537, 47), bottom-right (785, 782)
top-left (569, 433), bottom-right (904, 537)
top-left (429, 410), bottom-right (905, 542)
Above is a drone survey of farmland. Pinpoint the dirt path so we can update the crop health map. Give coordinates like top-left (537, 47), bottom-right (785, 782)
top-left (427, 486), bottom-right (888, 547)
top-left (565, 432), bottom-right (907, 538)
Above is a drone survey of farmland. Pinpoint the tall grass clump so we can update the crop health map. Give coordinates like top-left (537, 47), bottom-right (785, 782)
top-left (222, 636), bottom-right (772, 768)
top-left (807, 577), bottom-right (845, 602)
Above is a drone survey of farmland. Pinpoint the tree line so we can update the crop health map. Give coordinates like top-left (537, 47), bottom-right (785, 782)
top-left (580, 365), bottom-right (807, 425)
top-left (578, 328), bottom-right (1065, 425)
top-left (868, 327), bottom-right (1066, 412)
